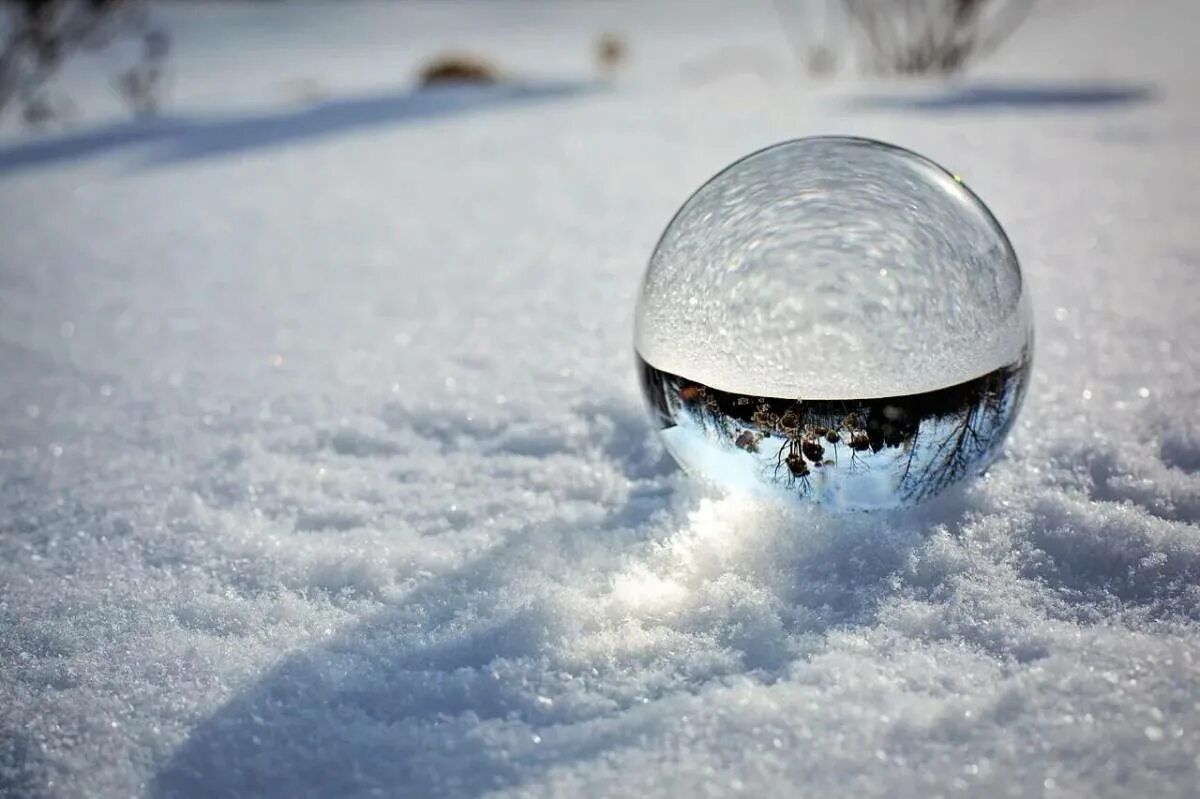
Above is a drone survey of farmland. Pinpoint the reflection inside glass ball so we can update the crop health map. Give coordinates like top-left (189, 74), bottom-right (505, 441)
top-left (634, 137), bottom-right (1033, 510)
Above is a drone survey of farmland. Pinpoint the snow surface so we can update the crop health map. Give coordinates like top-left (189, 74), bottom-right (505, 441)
top-left (1, 1), bottom-right (1198, 797)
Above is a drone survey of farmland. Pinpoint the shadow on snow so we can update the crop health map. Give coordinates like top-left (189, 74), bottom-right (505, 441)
top-left (144, 421), bottom-right (1200, 796)
top-left (850, 80), bottom-right (1154, 112)
top-left (0, 81), bottom-right (594, 175)
top-left (148, 395), bottom-right (960, 798)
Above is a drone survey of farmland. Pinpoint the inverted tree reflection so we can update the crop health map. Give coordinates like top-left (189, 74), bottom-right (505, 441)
top-left (639, 352), bottom-right (1029, 509)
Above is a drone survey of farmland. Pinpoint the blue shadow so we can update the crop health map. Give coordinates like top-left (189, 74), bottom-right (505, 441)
top-left (0, 81), bottom-right (593, 176)
top-left (850, 81), bottom-right (1154, 113)
top-left (147, 513), bottom-right (925, 798)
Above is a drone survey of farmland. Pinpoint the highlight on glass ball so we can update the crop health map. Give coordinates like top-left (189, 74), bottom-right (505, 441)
top-left (635, 136), bottom-right (1033, 511)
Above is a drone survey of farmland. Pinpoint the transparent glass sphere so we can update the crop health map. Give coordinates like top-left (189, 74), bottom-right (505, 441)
top-left (635, 136), bottom-right (1033, 510)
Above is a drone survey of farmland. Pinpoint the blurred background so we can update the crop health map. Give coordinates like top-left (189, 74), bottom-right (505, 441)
top-left (0, 0), bottom-right (1148, 134)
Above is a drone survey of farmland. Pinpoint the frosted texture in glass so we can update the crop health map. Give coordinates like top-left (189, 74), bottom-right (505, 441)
top-left (635, 136), bottom-right (1031, 400)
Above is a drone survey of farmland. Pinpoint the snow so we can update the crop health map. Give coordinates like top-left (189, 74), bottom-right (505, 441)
top-left (1, 0), bottom-right (1198, 797)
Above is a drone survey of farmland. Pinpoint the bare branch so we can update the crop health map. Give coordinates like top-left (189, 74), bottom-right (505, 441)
top-left (840, 0), bottom-right (1032, 75)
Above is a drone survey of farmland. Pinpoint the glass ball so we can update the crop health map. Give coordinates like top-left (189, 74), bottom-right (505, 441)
top-left (635, 137), bottom-right (1033, 510)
